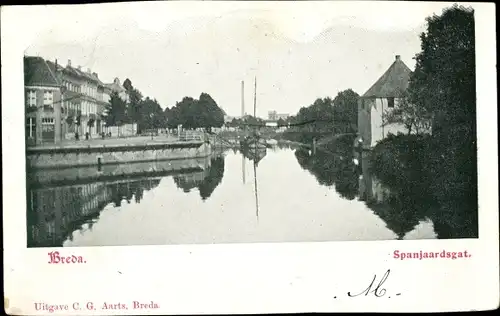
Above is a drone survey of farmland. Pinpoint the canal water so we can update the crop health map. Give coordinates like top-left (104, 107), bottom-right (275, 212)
top-left (26, 145), bottom-right (476, 247)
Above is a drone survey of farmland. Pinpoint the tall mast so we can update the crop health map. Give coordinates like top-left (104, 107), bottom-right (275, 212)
top-left (253, 76), bottom-right (257, 118)
top-left (241, 80), bottom-right (245, 117)
top-left (253, 160), bottom-right (259, 220)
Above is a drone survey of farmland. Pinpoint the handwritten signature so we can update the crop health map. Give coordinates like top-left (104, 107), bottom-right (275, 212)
top-left (347, 269), bottom-right (400, 298)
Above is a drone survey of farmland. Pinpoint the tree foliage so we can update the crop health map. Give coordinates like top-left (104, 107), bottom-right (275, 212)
top-left (104, 91), bottom-right (127, 127)
top-left (410, 5), bottom-right (475, 142)
top-left (283, 90), bottom-right (359, 143)
top-left (382, 92), bottom-right (433, 135)
top-left (138, 97), bottom-right (164, 131)
top-left (332, 89), bottom-right (359, 133)
top-left (165, 93), bottom-right (225, 131)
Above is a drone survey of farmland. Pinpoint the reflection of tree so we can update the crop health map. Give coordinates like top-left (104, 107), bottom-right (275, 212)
top-left (198, 157), bottom-right (225, 200)
top-left (173, 156), bottom-right (226, 200)
top-left (294, 148), bottom-right (360, 200)
top-left (366, 194), bottom-right (425, 240)
top-left (362, 148), bottom-right (478, 239)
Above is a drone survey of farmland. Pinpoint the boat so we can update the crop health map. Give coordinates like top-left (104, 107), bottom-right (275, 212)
top-left (241, 145), bottom-right (267, 165)
top-left (239, 76), bottom-right (268, 150)
top-left (240, 133), bottom-right (267, 149)
top-left (266, 139), bottom-right (278, 146)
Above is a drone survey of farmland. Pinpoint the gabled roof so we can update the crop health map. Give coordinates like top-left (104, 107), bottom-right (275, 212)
top-left (104, 82), bottom-right (126, 93)
top-left (24, 56), bottom-right (60, 87)
top-left (362, 55), bottom-right (412, 98)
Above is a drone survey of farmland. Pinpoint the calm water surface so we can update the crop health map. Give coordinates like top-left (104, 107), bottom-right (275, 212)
top-left (28, 146), bottom-right (474, 247)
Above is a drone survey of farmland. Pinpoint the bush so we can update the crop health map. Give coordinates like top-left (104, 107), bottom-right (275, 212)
top-left (370, 133), bottom-right (431, 194)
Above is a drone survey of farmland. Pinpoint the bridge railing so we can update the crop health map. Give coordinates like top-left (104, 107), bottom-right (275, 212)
top-left (178, 130), bottom-right (206, 142)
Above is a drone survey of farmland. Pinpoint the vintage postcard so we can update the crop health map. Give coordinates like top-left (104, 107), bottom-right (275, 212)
top-left (2, 1), bottom-right (499, 314)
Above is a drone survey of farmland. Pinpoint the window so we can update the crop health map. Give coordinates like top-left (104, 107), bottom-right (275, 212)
top-left (360, 99), bottom-right (365, 111)
top-left (26, 117), bottom-right (36, 138)
top-left (27, 90), bottom-right (36, 107)
top-left (43, 91), bottom-right (53, 108)
top-left (42, 118), bottom-right (54, 124)
top-left (388, 97), bottom-right (395, 108)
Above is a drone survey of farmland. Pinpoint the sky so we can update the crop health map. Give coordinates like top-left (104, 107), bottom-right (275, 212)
top-left (22, 1), bottom-right (457, 117)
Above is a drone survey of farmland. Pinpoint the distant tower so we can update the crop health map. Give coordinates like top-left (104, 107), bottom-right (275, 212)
top-left (241, 80), bottom-right (245, 117)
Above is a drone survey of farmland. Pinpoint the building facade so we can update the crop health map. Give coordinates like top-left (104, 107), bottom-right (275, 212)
top-left (55, 59), bottom-right (109, 139)
top-left (25, 56), bottom-right (64, 145)
top-left (103, 77), bottom-right (129, 103)
top-left (357, 55), bottom-right (412, 148)
top-left (268, 110), bottom-right (289, 121)
top-left (25, 56), bottom-right (132, 144)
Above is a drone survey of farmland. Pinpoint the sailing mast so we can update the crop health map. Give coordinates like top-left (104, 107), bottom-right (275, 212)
top-left (252, 77), bottom-right (259, 220)
top-left (242, 155), bottom-right (246, 184)
top-left (253, 160), bottom-right (259, 220)
top-left (253, 76), bottom-right (257, 118)
top-left (241, 80), bottom-right (245, 117)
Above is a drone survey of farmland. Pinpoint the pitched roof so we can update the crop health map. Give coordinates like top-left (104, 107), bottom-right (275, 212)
top-left (104, 82), bottom-right (126, 93)
top-left (64, 65), bottom-right (104, 85)
top-left (24, 56), bottom-right (60, 87)
top-left (362, 55), bottom-right (412, 98)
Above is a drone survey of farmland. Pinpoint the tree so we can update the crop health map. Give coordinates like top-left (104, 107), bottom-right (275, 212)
top-left (138, 97), bottom-right (164, 131)
top-left (122, 78), bottom-right (143, 130)
top-left (382, 92), bottom-right (433, 135)
top-left (166, 93), bottom-right (226, 131)
top-left (87, 114), bottom-right (96, 134)
top-left (333, 89), bottom-right (359, 133)
top-left (123, 78), bottom-right (133, 92)
top-left (409, 5), bottom-right (475, 142)
top-left (396, 5), bottom-right (477, 237)
top-left (277, 118), bottom-right (286, 128)
top-left (104, 91), bottom-right (127, 135)
top-left (198, 93), bottom-right (224, 131)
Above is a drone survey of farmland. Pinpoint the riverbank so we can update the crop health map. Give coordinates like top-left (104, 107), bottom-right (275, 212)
top-left (27, 136), bottom-right (212, 168)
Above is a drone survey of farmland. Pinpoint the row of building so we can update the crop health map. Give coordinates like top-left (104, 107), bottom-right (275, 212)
top-left (24, 56), bottom-right (130, 145)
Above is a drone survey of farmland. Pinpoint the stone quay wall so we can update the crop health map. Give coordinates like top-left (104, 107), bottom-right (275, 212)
top-left (27, 141), bottom-right (212, 169)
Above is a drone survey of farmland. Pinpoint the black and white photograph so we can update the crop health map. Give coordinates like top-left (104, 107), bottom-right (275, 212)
top-left (22, 1), bottom-right (479, 248)
top-left (3, 1), bottom-right (498, 314)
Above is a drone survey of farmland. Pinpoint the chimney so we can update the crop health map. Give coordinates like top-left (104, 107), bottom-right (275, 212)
top-left (92, 72), bottom-right (98, 78)
top-left (395, 55), bottom-right (401, 61)
top-left (87, 68), bottom-right (91, 73)
top-left (67, 59), bottom-right (71, 67)
top-left (78, 65), bottom-right (82, 70)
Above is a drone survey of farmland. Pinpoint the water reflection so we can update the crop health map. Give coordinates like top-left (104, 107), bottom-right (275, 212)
top-left (294, 148), bottom-right (359, 200)
top-left (295, 145), bottom-right (477, 240)
top-left (174, 156), bottom-right (225, 200)
top-left (26, 143), bottom-right (476, 247)
top-left (27, 178), bottom-right (162, 247)
top-left (27, 155), bottom-right (227, 247)
top-left (363, 149), bottom-right (477, 239)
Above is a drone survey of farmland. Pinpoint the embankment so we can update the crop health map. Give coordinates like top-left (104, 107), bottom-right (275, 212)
top-left (27, 141), bottom-right (212, 168)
